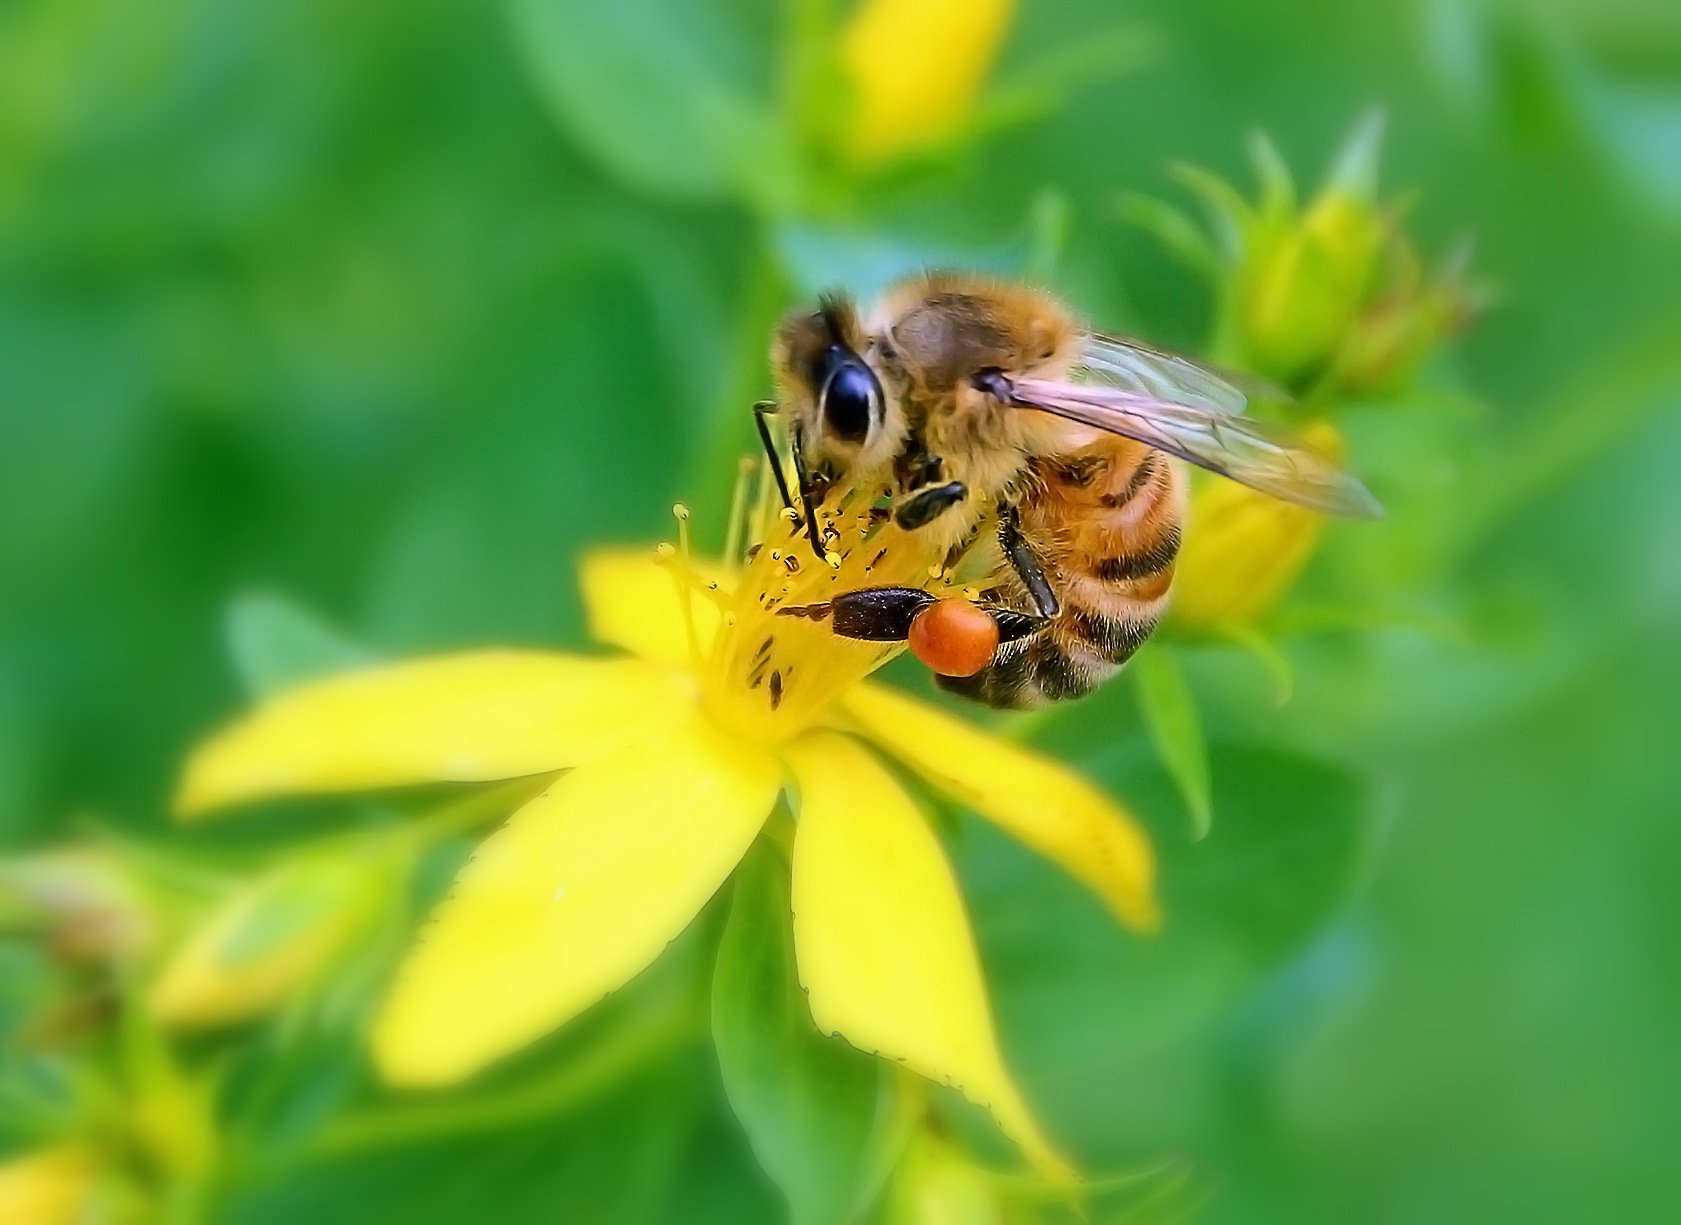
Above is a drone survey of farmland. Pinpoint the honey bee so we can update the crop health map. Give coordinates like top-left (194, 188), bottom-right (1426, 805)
top-left (759, 272), bottom-right (1379, 709)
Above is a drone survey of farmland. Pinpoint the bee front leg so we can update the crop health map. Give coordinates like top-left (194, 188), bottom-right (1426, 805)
top-left (750, 399), bottom-right (829, 561)
top-left (893, 481), bottom-right (968, 530)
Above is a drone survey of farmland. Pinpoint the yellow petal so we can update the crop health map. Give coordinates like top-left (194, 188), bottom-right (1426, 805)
top-left (839, 0), bottom-right (1015, 165)
top-left (177, 652), bottom-right (690, 817)
top-left (579, 548), bottom-right (724, 668)
top-left (373, 718), bottom-right (778, 1085)
top-left (786, 732), bottom-right (1073, 1181)
top-left (843, 684), bottom-right (1158, 932)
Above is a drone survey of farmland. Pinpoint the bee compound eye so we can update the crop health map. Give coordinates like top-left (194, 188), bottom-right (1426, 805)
top-left (820, 359), bottom-right (879, 445)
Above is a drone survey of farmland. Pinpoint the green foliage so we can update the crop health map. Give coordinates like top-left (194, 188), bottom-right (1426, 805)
top-left (966, 744), bottom-right (1370, 1083)
top-left (226, 593), bottom-right (371, 698)
top-left (1, 0), bottom-right (1677, 1220)
top-left (509, 0), bottom-right (794, 208)
top-left (1133, 649), bottom-right (1214, 840)
top-left (713, 840), bottom-right (901, 1225)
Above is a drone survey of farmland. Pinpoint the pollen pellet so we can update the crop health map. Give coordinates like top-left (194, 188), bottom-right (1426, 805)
top-left (908, 599), bottom-right (999, 678)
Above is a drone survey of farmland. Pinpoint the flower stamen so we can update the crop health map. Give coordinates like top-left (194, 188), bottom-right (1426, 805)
top-left (659, 503), bottom-right (705, 671)
top-left (723, 455), bottom-right (757, 568)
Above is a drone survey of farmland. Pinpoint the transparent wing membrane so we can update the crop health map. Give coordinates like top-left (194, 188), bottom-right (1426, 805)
top-left (1011, 376), bottom-right (1383, 518)
top-left (1072, 333), bottom-right (1252, 415)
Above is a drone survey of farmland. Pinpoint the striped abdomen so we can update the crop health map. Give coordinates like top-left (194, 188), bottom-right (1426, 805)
top-left (940, 438), bottom-right (1180, 709)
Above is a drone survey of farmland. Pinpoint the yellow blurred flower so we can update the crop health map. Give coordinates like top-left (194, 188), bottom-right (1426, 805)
top-left (0, 1148), bottom-right (99, 1225)
top-left (0, 844), bottom-right (157, 965)
top-left (175, 478), bottom-right (1158, 1181)
top-left (838, 0), bottom-right (1015, 165)
top-left (148, 853), bottom-right (389, 1029)
top-left (886, 1134), bottom-right (1011, 1225)
top-left (1170, 422), bottom-right (1342, 630)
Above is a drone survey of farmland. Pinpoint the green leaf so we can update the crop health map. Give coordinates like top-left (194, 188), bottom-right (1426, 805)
top-left (233, 1047), bottom-right (747, 1225)
top-left (225, 592), bottom-right (370, 698)
top-left (213, 860), bottom-right (365, 966)
top-left (961, 743), bottom-right (1372, 1078)
top-left (1133, 648), bottom-right (1213, 839)
top-left (508, 0), bottom-right (792, 207)
top-left (975, 26), bottom-right (1158, 136)
top-left (1210, 622), bottom-right (1295, 706)
top-left (712, 839), bottom-right (895, 1225)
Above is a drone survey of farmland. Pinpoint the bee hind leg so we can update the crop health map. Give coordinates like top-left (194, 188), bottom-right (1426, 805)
top-left (777, 587), bottom-right (1045, 646)
top-left (997, 503), bottom-right (1060, 617)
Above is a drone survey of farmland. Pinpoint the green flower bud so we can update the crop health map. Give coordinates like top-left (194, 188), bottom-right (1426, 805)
top-left (148, 852), bottom-right (387, 1030)
top-left (1141, 112), bottom-right (1478, 402)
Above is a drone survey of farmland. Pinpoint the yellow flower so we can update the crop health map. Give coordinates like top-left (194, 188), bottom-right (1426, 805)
top-left (176, 482), bottom-right (1157, 1180)
top-left (1170, 422), bottom-right (1341, 630)
top-left (0, 844), bottom-right (157, 964)
top-left (0, 1148), bottom-right (99, 1225)
top-left (886, 1134), bottom-right (1010, 1225)
top-left (838, 0), bottom-right (1015, 165)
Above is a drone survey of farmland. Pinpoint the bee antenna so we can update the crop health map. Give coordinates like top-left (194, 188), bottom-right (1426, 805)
top-left (816, 293), bottom-right (856, 343)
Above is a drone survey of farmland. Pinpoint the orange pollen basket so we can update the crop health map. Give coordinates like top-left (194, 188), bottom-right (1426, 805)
top-left (908, 598), bottom-right (999, 677)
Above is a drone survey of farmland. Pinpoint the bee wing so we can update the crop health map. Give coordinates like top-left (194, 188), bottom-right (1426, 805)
top-left (1073, 332), bottom-right (1255, 415)
top-left (1010, 376), bottom-right (1383, 518)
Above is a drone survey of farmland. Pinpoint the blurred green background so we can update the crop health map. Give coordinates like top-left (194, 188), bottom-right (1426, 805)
top-left (3, 0), bottom-right (1679, 1221)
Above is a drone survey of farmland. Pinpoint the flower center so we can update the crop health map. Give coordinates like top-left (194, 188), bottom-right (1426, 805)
top-left (680, 474), bottom-right (951, 745)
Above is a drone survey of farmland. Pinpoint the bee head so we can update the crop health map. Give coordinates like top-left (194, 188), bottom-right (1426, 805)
top-left (771, 295), bottom-right (898, 481)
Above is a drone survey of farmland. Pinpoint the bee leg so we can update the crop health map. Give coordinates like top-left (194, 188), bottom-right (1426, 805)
top-left (777, 587), bottom-right (933, 641)
top-left (750, 400), bottom-right (830, 560)
top-left (751, 401), bottom-right (795, 512)
top-left (788, 426), bottom-right (831, 561)
top-left (778, 587), bottom-right (1047, 646)
top-left (894, 481), bottom-right (968, 530)
top-left (986, 606), bottom-right (1049, 644)
top-left (997, 503), bottom-right (1060, 617)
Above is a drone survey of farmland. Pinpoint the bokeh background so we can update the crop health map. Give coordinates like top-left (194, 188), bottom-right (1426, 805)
top-left (3, 0), bottom-right (1679, 1221)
